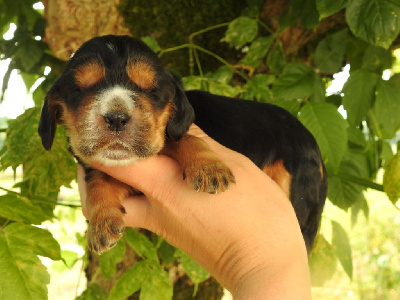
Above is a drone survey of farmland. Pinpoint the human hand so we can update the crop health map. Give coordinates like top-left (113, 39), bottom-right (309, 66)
top-left (78, 125), bottom-right (311, 299)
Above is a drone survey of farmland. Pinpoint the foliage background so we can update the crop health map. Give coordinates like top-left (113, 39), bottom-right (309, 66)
top-left (0, 0), bottom-right (400, 299)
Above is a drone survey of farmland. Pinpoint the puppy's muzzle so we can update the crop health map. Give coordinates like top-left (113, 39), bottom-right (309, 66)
top-left (104, 111), bottom-right (130, 132)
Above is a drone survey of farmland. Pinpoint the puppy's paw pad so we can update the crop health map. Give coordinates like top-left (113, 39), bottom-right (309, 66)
top-left (87, 207), bottom-right (126, 254)
top-left (187, 160), bottom-right (235, 194)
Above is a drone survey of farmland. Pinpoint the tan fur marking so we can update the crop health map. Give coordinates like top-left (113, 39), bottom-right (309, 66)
top-left (126, 61), bottom-right (156, 89)
top-left (86, 169), bottom-right (133, 254)
top-left (75, 61), bottom-right (105, 88)
top-left (162, 134), bottom-right (235, 193)
top-left (319, 162), bottom-right (325, 180)
top-left (263, 160), bottom-right (292, 198)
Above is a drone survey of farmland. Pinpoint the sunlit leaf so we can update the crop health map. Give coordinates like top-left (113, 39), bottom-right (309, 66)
top-left (0, 222), bottom-right (64, 299)
top-left (140, 261), bottom-right (173, 300)
top-left (0, 193), bottom-right (52, 224)
top-left (100, 239), bottom-right (126, 278)
top-left (77, 283), bottom-right (108, 300)
top-left (373, 75), bottom-right (400, 138)
top-left (177, 250), bottom-right (209, 285)
top-left (141, 36), bottom-right (161, 53)
top-left (108, 261), bottom-right (147, 300)
top-left (309, 234), bottom-right (337, 286)
top-left (0, 107), bottom-right (76, 198)
top-left (207, 81), bottom-right (241, 98)
top-left (383, 151), bottom-right (400, 205)
top-left (124, 229), bottom-right (158, 262)
top-left (224, 17), bottom-right (258, 47)
top-left (332, 221), bottom-right (353, 279)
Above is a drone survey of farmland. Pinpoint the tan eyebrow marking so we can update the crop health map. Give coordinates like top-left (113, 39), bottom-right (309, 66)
top-left (74, 61), bottom-right (105, 88)
top-left (126, 60), bottom-right (156, 90)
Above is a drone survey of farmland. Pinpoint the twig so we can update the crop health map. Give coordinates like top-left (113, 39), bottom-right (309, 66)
top-left (0, 186), bottom-right (81, 208)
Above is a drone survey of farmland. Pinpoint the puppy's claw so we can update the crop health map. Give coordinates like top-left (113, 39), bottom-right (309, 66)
top-left (87, 206), bottom-right (126, 255)
top-left (185, 159), bottom-right (235, 194)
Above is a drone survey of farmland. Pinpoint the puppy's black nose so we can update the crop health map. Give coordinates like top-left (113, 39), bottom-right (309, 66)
top-left (104, 111), bottom-right (130, 132)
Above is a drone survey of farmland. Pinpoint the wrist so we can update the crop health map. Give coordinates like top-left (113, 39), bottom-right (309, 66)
top-left (231, 252), bottom-right (311, 300)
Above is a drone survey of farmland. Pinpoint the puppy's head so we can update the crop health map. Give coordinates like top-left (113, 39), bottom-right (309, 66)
top-left (38, 35), bottom-right (194, 166)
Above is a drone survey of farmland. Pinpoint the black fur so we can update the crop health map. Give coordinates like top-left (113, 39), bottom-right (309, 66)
top-left (185, 90), bottom-right (327, 251)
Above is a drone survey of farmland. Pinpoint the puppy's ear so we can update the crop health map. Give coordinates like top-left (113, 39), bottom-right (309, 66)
top-left (38, 88), bottom-right (61, 151)
top-left (166, 75), bottom-right (195, 141)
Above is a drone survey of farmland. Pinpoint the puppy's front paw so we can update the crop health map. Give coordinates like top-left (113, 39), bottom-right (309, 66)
top-left (87, 206), bottom-right (126, 254)
top-left (185, 157), bottom-right (235, 194)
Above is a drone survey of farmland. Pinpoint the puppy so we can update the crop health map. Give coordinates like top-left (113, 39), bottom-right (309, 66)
top-left (38, 35), bottom-right (327, 254)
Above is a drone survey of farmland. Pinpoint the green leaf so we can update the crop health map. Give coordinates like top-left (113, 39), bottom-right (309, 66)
top-left (361, 45), bottom-right (393, 73)
top-left (326, 94), bottom-right (342, 108)
top-left (20, 72), bottom-right (41, 92)
top-left (100, 239), bottom-right (126, 278)
top-left (347, 125), bottom-right (367, 149)
top-left (77, 283), bottom-right (108, 300)
top-left (0, 193), bottom-right (52, 224)
top-left (52, 250), bottom-right (79, 272)
top-left (182, 71), bottom-right (241, 97)
top-left (124, 229), bottom-right (158, 262)
top-left (181, 76), bottom-right (203, 90)
top-left (351, 193), bottom-right (369, 226)
top-left (177, 250), bottom-right (209, 285)
top-left (207, 81), bottom-right (241, 98)
top-left (383, 151), bottom-right (400, 205)
top-left (309, 234), bottom-right (337, 286)
top-left (242, 74), bottom-right (275, 101)
top-left (240, 36), bottom-right (275, 67)
top-left (224, 17), bottom-right (258, 47)
top-left (314, 29), bottom-right (347, 73)
top-left (310, 72), bottom-right (326, 103)
top-left (342, 69), bottom-right (378, 126)
top-left (15, 39), bottom-right (45, 71)
top-left (208, 66), bottom-right (234, 84)
top-left (299, 102), bottom-right (348, 173)
top-left (316, 0), bottom-right (348, 19)
top-left (328, 172), bottom-right (363, 210)
top-left (158, 240), bottom-right (176, 266)
top-left (266, 41), bottom-right (286, 74)
top-left (108, 261), bottom-right (148, 300)
top-left (140, 261), bottom-right (173, 300)
top-left (346, 0), bottom-right (400, 49)
top-left (0, 223), bottom-right (54, 300)
top-left (0, 107), bottom-right (76, 198)
top-left (4, 223), bottom-right (62, 261)
top-left (268, 99), bottom-right (301, 116)
top-left (141, 36), bottom-right (161, 53)
top-left (273, 63), bottom-right (321, 100)
top-left (373, 75), bottom-right (400, 138)
top-left (280, 0), bottom-right (320, 29)
top-left (331, 221), bottom-right (353, 279)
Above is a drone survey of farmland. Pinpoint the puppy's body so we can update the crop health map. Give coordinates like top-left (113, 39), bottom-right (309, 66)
top-left (38, 35), bottom-right (326, 255)
top-left (186, 91), bottom-right (327, 251)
